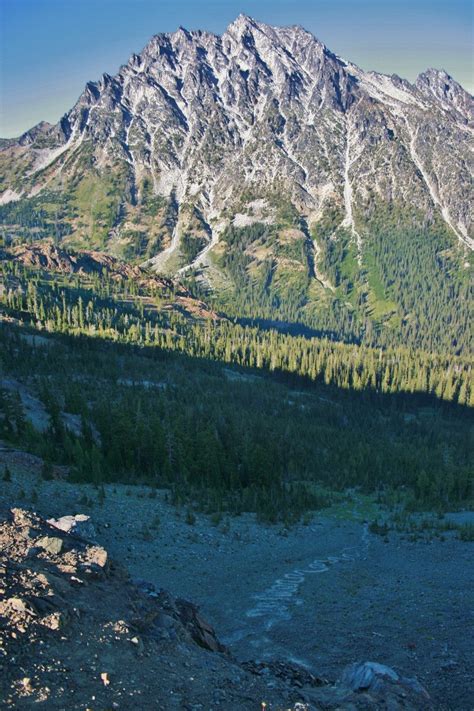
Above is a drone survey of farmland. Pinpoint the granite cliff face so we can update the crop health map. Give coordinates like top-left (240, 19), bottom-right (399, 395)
top-left (0, 16), bottom-right (472, 347)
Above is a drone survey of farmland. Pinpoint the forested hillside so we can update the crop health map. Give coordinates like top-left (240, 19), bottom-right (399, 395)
top-left (1, 257), bottom-right (472, 405)
top-left (0, 257), bottom-right (472, 521)
top-left (184, 205), bottom-right (473, 355)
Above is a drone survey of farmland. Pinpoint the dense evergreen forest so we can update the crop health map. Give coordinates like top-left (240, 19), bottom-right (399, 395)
top-left (0, 260), bottom-right (472, 405)
top-left (177, 206), bottom-right (473, 357)
top-left (0, 259), bottom-right (472, 521)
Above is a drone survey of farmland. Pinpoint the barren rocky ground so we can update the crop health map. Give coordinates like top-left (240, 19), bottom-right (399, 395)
top-left (1, 445), bottom-right (472, 709)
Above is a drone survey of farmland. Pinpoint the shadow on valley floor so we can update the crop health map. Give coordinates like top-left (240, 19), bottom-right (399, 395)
top-left (0, 319), bottom-right (472, 526)
top-left (235, 316), bottom-right (361, 344)
top-left (4, 317), bottom-right (473, 417)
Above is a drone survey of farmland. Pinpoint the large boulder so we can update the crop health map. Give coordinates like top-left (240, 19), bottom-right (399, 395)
top-left (341, 661), bottom-right (400, 691)
top-left (335, 661), bottom-right (433, 709)
top-left (47, 514), bottom-right (96, 541)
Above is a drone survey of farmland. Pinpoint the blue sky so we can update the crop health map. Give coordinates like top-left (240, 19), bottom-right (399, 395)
top-left (0, 0), bottom-right (472, 137)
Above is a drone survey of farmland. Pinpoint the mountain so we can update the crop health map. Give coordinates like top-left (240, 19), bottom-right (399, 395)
top-left (1, 15), bottom-right (472, 353)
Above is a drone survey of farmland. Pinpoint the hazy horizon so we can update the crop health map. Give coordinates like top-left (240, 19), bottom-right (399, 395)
top-left (0, 0), bottom-right (472, 138)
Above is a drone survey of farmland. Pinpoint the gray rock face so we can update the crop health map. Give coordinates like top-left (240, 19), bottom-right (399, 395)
top-left (1, 14), bottom-right (473, 269)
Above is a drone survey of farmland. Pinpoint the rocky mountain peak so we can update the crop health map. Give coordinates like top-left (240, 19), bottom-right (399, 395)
top-left (0, 14), bottom-right (472, 281)
top-left (226, 13), bottom-right (258, 33)
top-left (417, 67), bottom-right (458, 90)
top-left (18, 120), bottom-right (53, 146)
top-left (415, 68), bottom-right (473, 124)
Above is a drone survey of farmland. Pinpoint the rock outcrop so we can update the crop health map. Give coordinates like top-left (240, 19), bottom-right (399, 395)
top-left (0, 242), bottom-right (221, 322)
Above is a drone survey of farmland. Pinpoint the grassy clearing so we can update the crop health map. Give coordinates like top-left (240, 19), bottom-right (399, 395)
top-left (71, 169), bottom-right (126, 249)
top-left (364, 250), bottom-right (398, 320)
top-left (318, 492), bottom-right (382, 522)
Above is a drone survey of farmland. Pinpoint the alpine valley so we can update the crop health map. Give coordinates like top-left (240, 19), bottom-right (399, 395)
top-left (1, 14), bottom-right (474, 711)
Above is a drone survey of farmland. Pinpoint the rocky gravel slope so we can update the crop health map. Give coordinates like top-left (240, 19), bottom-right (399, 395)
top-left (2, 448), bottom-right (473, 709)
top-left (0, 503), bottom-right (438, 710)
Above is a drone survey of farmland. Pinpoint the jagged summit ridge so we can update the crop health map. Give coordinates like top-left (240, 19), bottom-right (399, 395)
top-left (1, 15), bottom-right (473, 268)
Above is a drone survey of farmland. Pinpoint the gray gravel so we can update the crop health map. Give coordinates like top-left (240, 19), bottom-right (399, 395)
top-left (2, 458), bottom-right (473, 710)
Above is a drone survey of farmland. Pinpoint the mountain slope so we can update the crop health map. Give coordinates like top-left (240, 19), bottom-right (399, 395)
top-left (0, 15), bottom-right (472, 352)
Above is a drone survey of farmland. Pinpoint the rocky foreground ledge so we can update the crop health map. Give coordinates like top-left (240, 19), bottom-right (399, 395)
top-left (0, 507), bottom-right (433, 710)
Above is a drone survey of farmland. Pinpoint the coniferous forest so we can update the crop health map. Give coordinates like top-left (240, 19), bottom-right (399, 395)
top-left (0, 256), bottom-right (472, 522)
